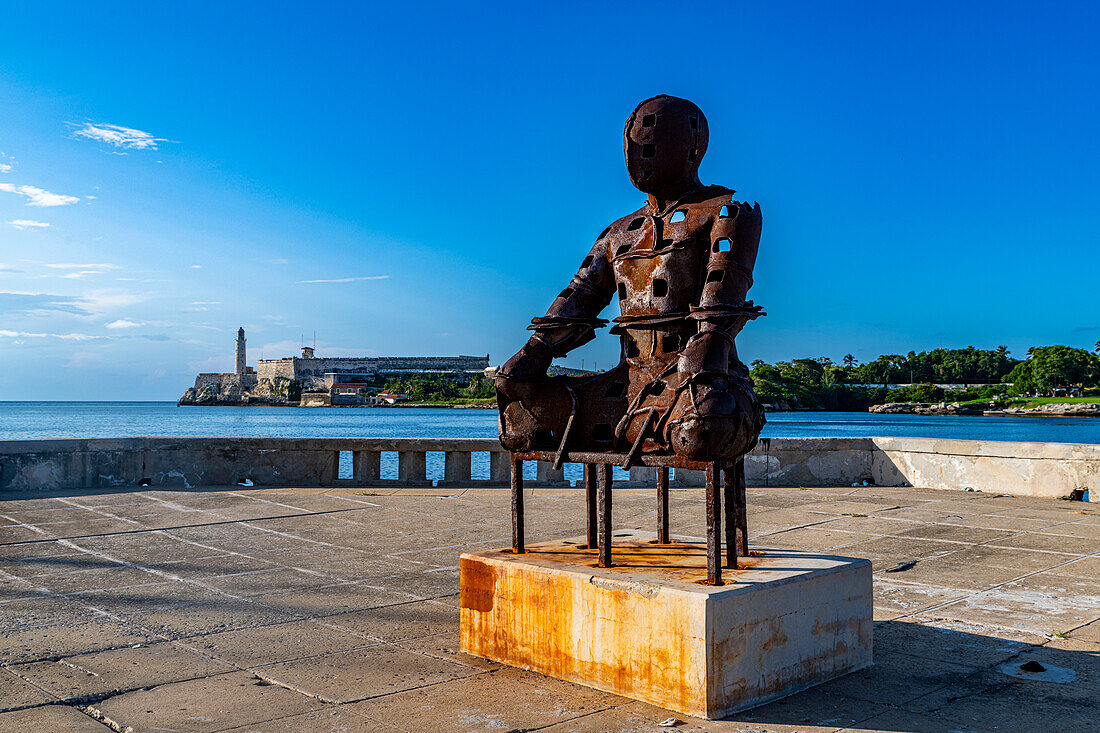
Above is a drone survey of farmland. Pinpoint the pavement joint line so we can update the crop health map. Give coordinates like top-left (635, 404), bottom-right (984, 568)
top-left (511, 703), bottom-right (628, 732)
top-left (248, 669), bottom-right (345, 704)
top-left (0, 506), bottom-right (377, 548)
top-left (225, 490), bottom-right (380, 513)
top-left (1, 514), bottom-right (336, 644)
top-left (0, 553), bottom-right (172, 641)
top-left (153, 531), bottom-right (350, 581)
top-left (76, 701), bottom-right (131, 732)
top-left (893, 547), bottom-right (1100, 623)
top-left (0, 665), bottom-right (67, 713)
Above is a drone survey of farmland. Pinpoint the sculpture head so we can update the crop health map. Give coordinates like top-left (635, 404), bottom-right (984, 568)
top-left (624, 95), bottom-right (709, 198)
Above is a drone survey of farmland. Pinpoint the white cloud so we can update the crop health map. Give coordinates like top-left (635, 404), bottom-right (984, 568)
top-left (268, 258), bottom-right (288, 265)
top-left (0, 183), bottom-right (80, 207)
top-left (191, 301), bottom-right (220, 305)
top-left (69, 122), bottom-right (167, 151)
top-left (0, 291), bottom-right (89, 316)
top-left (0, 163), bottom-right (11, 174)
top-left (59, 270), bottom-right (107, 279)
top-left (295, 275), bottom-right (389, 284)
top-left (45, 262), bottom-right (119, 269)
top-left (189, 264), bottom-right (201, 269)
top-left (43, 263), bottom-right (118, 279)
top-left (0, 329), bottom-right (98, 341)
top-left (78, 290), bottom-right (148, 314)
top-left (9, 219), bottom-right (50, 229)
top-left (105, 319), bottom-right (142, 329)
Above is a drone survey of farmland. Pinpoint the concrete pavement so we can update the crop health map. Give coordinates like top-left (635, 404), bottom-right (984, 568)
top-left (0, 483), bottom-right (1096, 732)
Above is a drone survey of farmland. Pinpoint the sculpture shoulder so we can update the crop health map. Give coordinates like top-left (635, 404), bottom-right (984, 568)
top-left (687, 186), bottom-right (763, 241)
top-left (692, 186), bottom-right (739, 210)
top-left (684, 185), bottom-right (760, 216)
top-left (600, 205), bottom-right (651, 241)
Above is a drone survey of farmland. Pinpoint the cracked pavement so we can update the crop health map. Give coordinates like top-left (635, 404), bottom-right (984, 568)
top-left (0, 483), bottom-right (1097, 732)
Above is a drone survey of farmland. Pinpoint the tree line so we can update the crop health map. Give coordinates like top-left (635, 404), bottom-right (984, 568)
top-left (749, 345), bottom-right (1100, 410)
top-left (376, 344), bottom-right (1100, 409)
top-left (381, 373), bottom-right (496, 403)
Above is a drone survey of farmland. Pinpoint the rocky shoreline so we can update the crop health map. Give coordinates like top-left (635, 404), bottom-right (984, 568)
top-left (869, 401), bottom-right (1100, 417)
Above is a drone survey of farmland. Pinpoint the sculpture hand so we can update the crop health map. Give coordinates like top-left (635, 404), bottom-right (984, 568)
top-left (495, 339), bottom-right (553, 385)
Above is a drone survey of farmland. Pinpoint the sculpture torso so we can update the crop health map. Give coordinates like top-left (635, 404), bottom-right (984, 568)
top-left (606, 186), bottom-right (735, 323)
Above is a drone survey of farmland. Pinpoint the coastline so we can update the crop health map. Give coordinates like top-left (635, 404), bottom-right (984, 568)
top-left (177, 401), bottom-right (497, 409)
top-left (173, 400), bottom-right (1100, 417)
top-left (869, 401), bottom-right (1100, 418)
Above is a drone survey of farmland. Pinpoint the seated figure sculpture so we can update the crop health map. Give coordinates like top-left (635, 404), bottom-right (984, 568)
top-left (496, 95), bottom-right (765, 464)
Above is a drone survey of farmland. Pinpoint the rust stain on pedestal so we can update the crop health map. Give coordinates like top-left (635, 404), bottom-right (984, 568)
top-left (461, 538), bottom-right (710, 715)
top-left (460, 533), bottom-right (872, 719)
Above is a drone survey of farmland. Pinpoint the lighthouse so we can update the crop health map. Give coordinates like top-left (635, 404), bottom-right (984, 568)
top-left (235, 327), bottom-right (247, 379)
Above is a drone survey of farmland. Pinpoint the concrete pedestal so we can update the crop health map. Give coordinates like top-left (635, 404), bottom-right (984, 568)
top-left (460, 530), bottom-right (872, 719)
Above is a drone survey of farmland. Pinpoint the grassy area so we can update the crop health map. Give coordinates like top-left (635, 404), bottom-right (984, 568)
top-left (406, 397), bottom-right (496, 406)
top-left (909, 395), bottom-right (1099, 409)
top-left (1003, 396), bottom-right (1100, 409)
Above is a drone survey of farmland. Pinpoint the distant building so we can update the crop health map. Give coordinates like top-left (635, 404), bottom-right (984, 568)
top-left (256, 345), bottom-right (491, 389)
top-left (235, 328), bottom-right (247, 379)
top-left (191, 326), bottom-right (257, 396)
top-left (182, 328), bottom-right (492, 405)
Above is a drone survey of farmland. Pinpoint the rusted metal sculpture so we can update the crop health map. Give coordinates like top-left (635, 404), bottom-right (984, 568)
top-left (496, 96), bottom-right (765, 584)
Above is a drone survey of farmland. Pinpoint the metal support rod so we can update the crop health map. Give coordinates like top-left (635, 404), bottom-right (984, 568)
top-left (511, 456), bottom-right (524, 554)
top-left (723, 464), bottom-right (737, 569)
top-left (706, 462), bottom-right (722, 585)
top-left (735, 456), bottom-right (749, 557)
top-left (597, 463), bottom-right (612, 568)
top-left (657, 467), bottom-right (670, 544)
top-left (585, 463), bottom-right (598, 550)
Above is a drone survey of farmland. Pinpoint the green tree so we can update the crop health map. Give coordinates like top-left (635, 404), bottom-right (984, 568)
top-left (1006, 346), bottom-right (1100, 395)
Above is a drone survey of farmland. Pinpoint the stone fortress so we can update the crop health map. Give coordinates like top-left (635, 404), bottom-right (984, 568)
top-left (178, 327), bottom-right (491, 405)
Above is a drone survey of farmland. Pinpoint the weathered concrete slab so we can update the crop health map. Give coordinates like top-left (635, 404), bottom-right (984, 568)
top-left (460, 531), bottom-right (872, 719)
top-left (0, 704), bottom-right (111, 731)
top-left (0, 484), bottom-right (1095, 730)
top-left (89, 670), bottom-right (328, 731)
top-left (11, 641), bottom-right (234, 702)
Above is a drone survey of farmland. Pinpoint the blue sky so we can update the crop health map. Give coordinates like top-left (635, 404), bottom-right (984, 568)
top-left (1, 2), bottom-right (1097, 400)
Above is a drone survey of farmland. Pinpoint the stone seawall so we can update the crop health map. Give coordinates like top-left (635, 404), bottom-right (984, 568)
top-left (1, 437), bottom-right (1095, 498)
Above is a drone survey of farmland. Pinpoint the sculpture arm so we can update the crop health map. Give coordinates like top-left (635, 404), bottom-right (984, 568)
top-left (679, 201), bottom-right (763, 377)
top-left (497, 240), bottom-right (616, 381)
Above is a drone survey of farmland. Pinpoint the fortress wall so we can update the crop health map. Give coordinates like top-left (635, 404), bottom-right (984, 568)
top-left (256, 359), bottom-right (296, 383)
top-left (194, 373), bottom-right (237, 390)
top-left (284, 356), bottom-right (490, 380)
top-left (256, 356), bottom-right (489, 382)
top-left (193, 373), bottom-right (257, 390)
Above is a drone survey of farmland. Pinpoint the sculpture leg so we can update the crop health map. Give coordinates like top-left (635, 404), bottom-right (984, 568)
top-left (585, 463), bottom-right (598, 550)
top-left (511, 456), bottom-right (524, 554)
top-left (736, 457), bottom-right (749, 557)
top-left (706, 462), bottom-right (722, 585)
top-left (723, 465), bottom-right (737, 569)
top-left (657, 467), bottom-right (670, 544)
top-left (598, 463), bottom-right (612, 568)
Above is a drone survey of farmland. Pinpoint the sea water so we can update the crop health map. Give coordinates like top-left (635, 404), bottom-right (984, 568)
top-left (1, 402), bottom-right (1096, 483)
